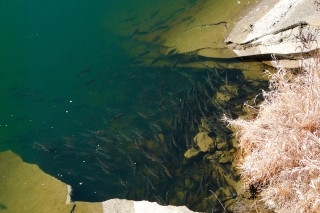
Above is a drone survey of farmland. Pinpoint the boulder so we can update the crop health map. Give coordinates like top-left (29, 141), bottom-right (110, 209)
top-left (193, 132), bottom-right (216, 152)
top-left (184, 148), bottom-right (201, 159)
top-left (226, 0), bottom-right (320, 67)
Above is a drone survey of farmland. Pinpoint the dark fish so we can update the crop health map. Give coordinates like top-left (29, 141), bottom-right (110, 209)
top-left (134, 138), bottom-right (143, 151)
top-left (109, 113), bottom-right (124, 123)
top-left (128, 69), bottom-right (139, 78)
top-left (202, 84), bottom-right (211, 99)
top-left (149, 10), bottom-right (160, 19)
top-left (178, 16), bottom-right (192, 25)
top-left (183, 191), bottom-right (189, 205)
top-left (172, 59), bottom-right (178, 69)
top-left (157, 81), bottom-right (166, 90)
top-left (170, 89), bottom-right (185, 97)
top-left (205, 71), bottom-right (216, 91)
top-left (151, 35), bottom-right (161, 43)
top-left (130, 28), bottom-right (140, 37)
top-left (77, 68), bottom-right (92, 78)
top-left (141, 174), bottom-right (156, 190)
top-left (120, 17), bottom-right (135, 23)
top-left (152, 25), bottom-right (170, 33)
top-left (158, 98), bottom-right (166, 110)
top-left (203, 99), bottom-right (209, 112)
top-left (136, 50), bottom-right (150, 58)
top-left (167, 48), bottom-right (176, 56)
top-left (80, 79), bottom-right (94, 88)
top-left (149, 56), bottom-right (162, 66)
top-left (171, 132), bottom-right (178, 148)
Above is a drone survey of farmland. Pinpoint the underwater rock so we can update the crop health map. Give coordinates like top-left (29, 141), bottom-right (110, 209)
top-left (184, 148), bottom-right (201, 159)
top-left (193, 132), bottom-right (216, 152)
top-left (213, 84), bottom-right (239, 106)
top-left (200, 118), bottom-right (211, 132)
top-left (215, 136), bottom-right (229, 151)
top-left (213, 150), bottom-right (233, 164)
top-left (216, 141), bottom-right (229, 151)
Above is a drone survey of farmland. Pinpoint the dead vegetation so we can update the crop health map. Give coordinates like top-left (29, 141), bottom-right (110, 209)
top-left (224, 49), bottom-right (320, 212)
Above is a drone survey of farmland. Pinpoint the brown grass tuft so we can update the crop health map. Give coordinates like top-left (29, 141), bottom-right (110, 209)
top-left (225, 51), bottom-right (320, 212)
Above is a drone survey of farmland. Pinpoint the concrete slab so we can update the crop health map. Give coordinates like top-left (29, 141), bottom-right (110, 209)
top-left (226, 0), bottom-right (320, 58)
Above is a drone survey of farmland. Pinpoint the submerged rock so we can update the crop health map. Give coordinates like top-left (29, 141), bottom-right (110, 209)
top-left (213, 150), bottom-right (233, 164)
top-left (184, 148), bottom-right (201, 159)
top-left (193, 132), bottom-right (216, 152)
top-left (213, 84), bottom-right (239, 106)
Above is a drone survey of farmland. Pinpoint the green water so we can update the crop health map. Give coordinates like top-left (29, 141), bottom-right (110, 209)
top-left (0, 0), bottom-right (267, 212)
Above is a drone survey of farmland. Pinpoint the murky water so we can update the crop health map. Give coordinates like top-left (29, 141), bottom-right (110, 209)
top-left (0, 0), bottom-right (268, 212)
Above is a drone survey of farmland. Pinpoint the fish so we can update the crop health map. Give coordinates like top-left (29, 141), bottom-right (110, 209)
top-left (86, 129), bottom-right (107, 136)
top-left (158, 98), bottom-right (166, 110)
top-left (109, 113), bottom-right (124, 123)
top-left (149, 56), bottom-right (162, 66)
top-left (134, 138), bottom-right (143, 151)
top-left (178, 16), bottom-right (193, 25)
top-left (152, 25), bottom-right (170, 33)
top-left (77, 68), bottom-right (92, 78)
top-left (148, 122), bottom-right (162, 132)
top-left (167, 48), bottom-right (176, 56)
top-left (119, 175), bottom-right (128, 187)
top-left (120, 17), bottom-right (135, 23)
top-left (95, 136), bottom-right (113, 143)
top-left (152, 35), bottom-right (161, 43)
top-left (203, 99), bottom-right (209, 112)
top-left (33, 141), bottom-right (50, 152)
top-left (128, 69), bottom-right (139, 78)
top-left (141, 174), bottom-right (156, 190)
top-left (144, 165), bottom-right (159, 178)
top-left (132, 130), bottom-right (145, 140)
top-left (144, 153), bottom-right (164, 163)
top-left (171, 132), bottom-right (179, 148)
top-left (119, 132), bottom-right (132, 141)
top-left (157, 81), bottom-right (166, 90)
top-left (137, 111), bottom-right (149, 119)
top-left (127, 155), bottom-right (136, 166)
top-left (135, 50), bottom-right (150, 58)
top-left (80, 79), bottom-right (94, 88)
top-left (130, 28), bottom-right (140, 37)
top-left (160, 163), bottom-right (173, 178)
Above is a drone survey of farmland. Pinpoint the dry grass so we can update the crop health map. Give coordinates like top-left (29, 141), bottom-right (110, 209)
top-left (224, 51), bottom-right (320, 212)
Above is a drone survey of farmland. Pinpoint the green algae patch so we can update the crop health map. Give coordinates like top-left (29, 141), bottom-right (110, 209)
top-left (0, 150), bottom-right (102, 213)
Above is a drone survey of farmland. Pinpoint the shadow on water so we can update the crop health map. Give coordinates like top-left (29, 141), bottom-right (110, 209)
top-left (0, 0), bottom-right (268, 212)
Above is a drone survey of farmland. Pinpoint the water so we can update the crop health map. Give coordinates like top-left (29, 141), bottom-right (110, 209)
top-left (0, 0), bottom-right (268, 212)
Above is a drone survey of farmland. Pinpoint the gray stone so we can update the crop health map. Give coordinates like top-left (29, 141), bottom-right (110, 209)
top-left (102, 199), bottom-right (198, 213)
top-left (226, 0), bottom-right (320, 66)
